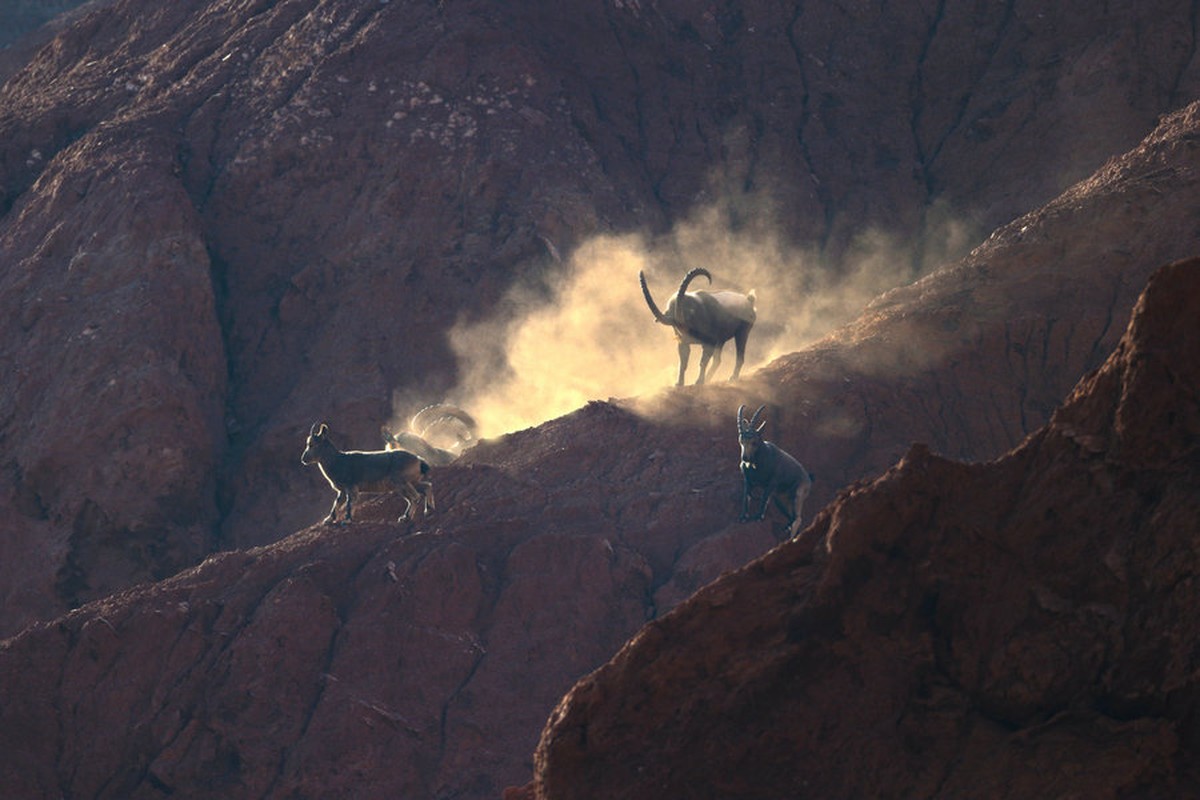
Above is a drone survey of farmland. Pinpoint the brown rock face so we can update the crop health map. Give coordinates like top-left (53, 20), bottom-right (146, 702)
top-left (532, 259), bottom-right (1200, 798)
top-left (2, 0), bottom-right (1200, 635)
top-left (0, 468), bottom-right (662, 798)
top-left (1, 105), bottom-right (1200, 798)
top-left (4, 3), bottom-right (1200, 799)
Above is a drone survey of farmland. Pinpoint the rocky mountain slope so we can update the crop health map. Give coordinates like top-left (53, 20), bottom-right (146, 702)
top-left (532, 256), bottom-right (1200, 800)
top-left (2, 93), bottom-right (1200, 799)
top-left (4, 2), bottom-right (1200, 798)
top-left (2, 0), bottom-right (1200, 637)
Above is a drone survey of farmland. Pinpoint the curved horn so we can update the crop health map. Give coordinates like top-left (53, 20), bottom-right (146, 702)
top-left (639, 271), bottom-right (669, 324)
top-left (676, 267), bottom-right (712, 305)
top-left (737, 404), bottom-right (748, 432)
top-left (310, 422), bottom-right (323, 436)
top-left (749, 405), bottom-right (766, 431)
top-left (673, 268), bottom-right (713, 330)
top-left (429, 410), bottom-right (478, 440)
top-left (410, 403), bottom-right (478, 437)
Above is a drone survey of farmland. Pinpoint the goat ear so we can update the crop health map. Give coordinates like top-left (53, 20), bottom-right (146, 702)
top-left (310, 422), bottom-right (321, 436)
top-left (756, 420), bottom-right (767, 432)
top-left (317, 423), bottom-right (329, 437)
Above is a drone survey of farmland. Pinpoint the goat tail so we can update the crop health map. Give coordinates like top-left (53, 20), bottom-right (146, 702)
top-left (747, 288), bottom-right (757, 308)
top-left (639, 271), bottom-right (670, 324)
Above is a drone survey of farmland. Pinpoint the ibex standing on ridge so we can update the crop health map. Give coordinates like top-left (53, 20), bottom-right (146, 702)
top-left (639, 267), bottom-right (757, 386)
top-left (302, 422), bottom-right (434, 524)
top-left (737, 404), bottom-right (813, 539)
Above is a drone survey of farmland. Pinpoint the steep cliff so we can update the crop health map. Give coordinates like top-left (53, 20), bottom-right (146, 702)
top-left (532, 256), bottom-right (1200, 799)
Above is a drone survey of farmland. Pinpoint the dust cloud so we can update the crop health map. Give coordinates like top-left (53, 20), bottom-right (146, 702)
top-left (435, 204), bottom-right (972, 439)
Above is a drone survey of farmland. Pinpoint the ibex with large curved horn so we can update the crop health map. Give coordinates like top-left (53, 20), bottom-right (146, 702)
top-left (737, 404), bottom-right (813, 539)
top-left (639, 267), bottom-right (756, 386)
top-left (382, 403), bottom-right (478, 466)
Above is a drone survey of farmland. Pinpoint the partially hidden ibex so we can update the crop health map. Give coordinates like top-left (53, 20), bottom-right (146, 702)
top-left (640, 267), bottom-right (756, 386)
top-left (737, 404), bottom-right (813, 539)
top-left (382, 403), bottom-right (478, 467)
top-left (302, 422), bottom-right (434, 524)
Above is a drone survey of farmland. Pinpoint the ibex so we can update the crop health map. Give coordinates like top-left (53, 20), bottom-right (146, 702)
top-left (737, 404), bottom-right (813, 539)
top-left (409, 403), bottom-right (478, 447)
top-left (382, 403), bottom-right (478, 467)
top-left (301, 422), bottom-right (434, 524)
top-left (639, 267), bottom-right (757, 386)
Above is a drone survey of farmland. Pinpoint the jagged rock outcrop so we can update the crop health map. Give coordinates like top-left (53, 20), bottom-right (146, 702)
top-left (531, 258), bottom-right (1200, 798)
top-left (3, 0), bottom-right (1200, 636)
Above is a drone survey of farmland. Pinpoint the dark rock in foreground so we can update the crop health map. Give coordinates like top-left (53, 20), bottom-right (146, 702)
top-left (532, 258), bottom-right (1200, 799)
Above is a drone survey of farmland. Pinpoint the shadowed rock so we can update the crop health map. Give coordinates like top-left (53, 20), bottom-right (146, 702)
top-left (531, 258), bottom-right (1200, 799)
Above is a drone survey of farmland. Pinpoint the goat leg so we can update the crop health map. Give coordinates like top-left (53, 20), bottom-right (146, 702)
top-left (731, 327), bottom-right (749, 380)
top-left (676, 341), bottom-right (690, 386)
top-left (398, 483), bottom-right (420, 521)
top-left (772, 493), bottom-right (795, 525)
top-left (792, 481), bottom-right (812, 536)
top-left (709, 344), bottom-right (724, 378)
top-left (324, 490), bottom-right (345, 525)
top-left (755, 483), bottom-right (774, 521)
top-left (739, 475), bottom-right (755, 521)
top-left (696, 345), bottom-right (713, 385)
top-left (397, 496), bottom-right (414, 522)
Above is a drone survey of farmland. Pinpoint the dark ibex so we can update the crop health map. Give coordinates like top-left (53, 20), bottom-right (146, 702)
top-left (302, 422), bottom-right (434, 524)
top-left (737, 404), bottom-right (813, 539)
top-left (382, 403), bottom-right (478, 467)
top-left (639, 267), bottom-right (757, 386)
